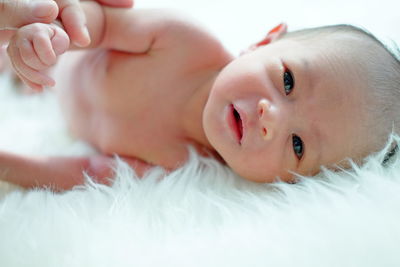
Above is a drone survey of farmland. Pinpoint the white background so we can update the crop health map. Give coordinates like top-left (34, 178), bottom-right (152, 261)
top-left (136, 0), bottom-right (400, 55)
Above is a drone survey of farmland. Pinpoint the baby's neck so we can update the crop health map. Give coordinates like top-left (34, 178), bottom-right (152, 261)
top-left (181, 71), bottom-right (220, 152)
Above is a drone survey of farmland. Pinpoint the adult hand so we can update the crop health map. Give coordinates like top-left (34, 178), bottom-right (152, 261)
top-left (0, 0), bottom-right (134, 46)
top-left (51, 0), bottom-right (134, 47)
top-left (0, 0), bottom-right (57, 30)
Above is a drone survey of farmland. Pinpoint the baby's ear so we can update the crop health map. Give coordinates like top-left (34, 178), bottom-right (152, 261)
top-left (256, 23), bottom-right (288, 46)
top-left (242, 23), bottom-right (287, 55)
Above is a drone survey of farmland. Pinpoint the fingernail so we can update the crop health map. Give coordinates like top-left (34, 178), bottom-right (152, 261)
top-left (82, 26), bottom-right (91, 44)
top-left (74, 26), bottom-right (91, 47)
top-left (31, 1), bottom-right (55, 19)
top-left (43, 77), bottom-right (55, 87)
top-left (47, 79), bottom-right (55, 87)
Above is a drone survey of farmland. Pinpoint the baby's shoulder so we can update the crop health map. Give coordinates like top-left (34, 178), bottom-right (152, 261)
top-left (154, 11), bottom-right (225, 51)
top-left (153, 10), bottom-right (232, 69)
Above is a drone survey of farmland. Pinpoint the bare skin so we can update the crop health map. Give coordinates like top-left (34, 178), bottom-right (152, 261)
top-left (52, 6), bottom-right (233, 170)
top-left (2, 2), bottom-right (233, 190)
top-left (0, 0), bottom-right (134, 45)
top-left (4, 2), bottom-right (369, 190)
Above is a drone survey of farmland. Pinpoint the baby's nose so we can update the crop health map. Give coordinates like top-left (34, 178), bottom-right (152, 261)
top-left (257, 98), bottom-right (274, 140)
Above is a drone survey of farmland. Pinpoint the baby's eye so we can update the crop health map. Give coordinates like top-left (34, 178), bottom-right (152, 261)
top-left (292, 134), bottom-right (304, 160)
top-left (283, 69), bottom-right (295, 95)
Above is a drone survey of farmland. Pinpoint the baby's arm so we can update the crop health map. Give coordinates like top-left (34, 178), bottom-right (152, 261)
top-left (0, 152), bottom-right (97, 191)
top-left (78, 1), bottom-right (174, 51)
top-left (81, 1), bottom-right (224, 54)
top-left (8, 3), bottom-right (182, 89)
top-left (8, 1), bottom-right (225, 90)
top-left (7, 2), bottom-right (163, 90)
top-left (0, 152), bottom-right (152, 191)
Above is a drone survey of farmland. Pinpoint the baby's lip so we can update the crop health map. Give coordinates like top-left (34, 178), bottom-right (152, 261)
top-left (227, 104), bottom-right (244, 144)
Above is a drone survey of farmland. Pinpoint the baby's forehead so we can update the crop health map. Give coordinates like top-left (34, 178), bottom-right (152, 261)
top-left (280, 32), bottom-right (376, 76)
top-left (284, 31), bottom-right (366, 50)
top-left (278, 28), bottom-right (377, 62)
top-left (282, 25), bottom-right (371, 44)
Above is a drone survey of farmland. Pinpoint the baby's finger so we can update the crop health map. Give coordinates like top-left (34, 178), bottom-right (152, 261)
top-left (8, 45), bottom-right (45, 91)
top-left (23, 25), bottom-right (69, 68)
top-left (18, 39), bottom-right (49, 71)
top-left (32, 30), bottom-right (57, 66)
top-left (9, 45), bottom-right (55, 87)
top-left (55, 0), bottom-right (90, 47)
top-left (15, 62), bottom-right (54, 89)
top-left (0, 45), bottom-right (10, 72)
top-left (19, 75), bottom-right (45, 92)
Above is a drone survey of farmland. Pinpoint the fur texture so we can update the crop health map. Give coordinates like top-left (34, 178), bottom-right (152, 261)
top-left (1, 73), bottom-right (400, 267)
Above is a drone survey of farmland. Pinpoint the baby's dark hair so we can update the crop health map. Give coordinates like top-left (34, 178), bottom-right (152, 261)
top-left (282, 24), bottom-right (400, 162)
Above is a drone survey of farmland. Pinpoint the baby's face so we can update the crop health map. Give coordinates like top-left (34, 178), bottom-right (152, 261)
top-left (203, 37), bottom-right (368, 182)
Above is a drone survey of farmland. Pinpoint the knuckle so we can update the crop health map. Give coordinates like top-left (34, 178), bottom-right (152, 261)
top-left (32, 23), bottom-right (44, 30)
top-left (34, 34), bottom-right (48, 44)
top-left (6, 44), bottom-right (11, 55)
top-left (24, 55), bottom-right (38, 67)
top-left (27, 23), bottom-right (45, 33)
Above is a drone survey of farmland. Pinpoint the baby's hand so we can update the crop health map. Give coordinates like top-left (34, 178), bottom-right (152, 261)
top-left (7, 23), bottom-right (70, 91)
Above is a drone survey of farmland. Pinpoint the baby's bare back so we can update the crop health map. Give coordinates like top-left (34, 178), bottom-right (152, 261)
top-left (53, 14), bottom-right (231, 168)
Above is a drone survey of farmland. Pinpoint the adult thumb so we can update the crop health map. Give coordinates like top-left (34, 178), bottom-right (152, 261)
top-left (0, 0), bottom-right (58, 30)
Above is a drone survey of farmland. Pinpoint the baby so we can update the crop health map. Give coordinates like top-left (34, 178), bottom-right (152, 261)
top-left (5, 1), bottom-right (400, 189)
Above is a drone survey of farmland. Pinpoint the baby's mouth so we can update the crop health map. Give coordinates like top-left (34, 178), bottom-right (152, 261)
top-left (232, 105), bottom-right (243, 144)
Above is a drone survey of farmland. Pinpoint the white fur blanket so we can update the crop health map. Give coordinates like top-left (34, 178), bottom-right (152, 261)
top-left (1, 71), bottom-right (400, 266)
top-left (1, 0), bottom-right (400, 265)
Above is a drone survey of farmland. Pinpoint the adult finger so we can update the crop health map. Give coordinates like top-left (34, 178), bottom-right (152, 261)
top-left (0, 0), bottom-right (58, 30)
top-left (55, 0), bottom-right (90, 47)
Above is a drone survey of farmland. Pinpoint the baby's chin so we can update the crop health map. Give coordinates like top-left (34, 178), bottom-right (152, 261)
top-left (241, 171), bottom-right (297, 183)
